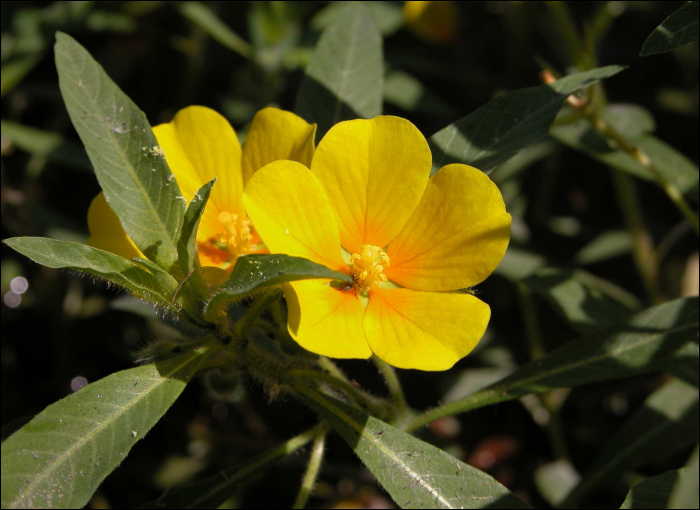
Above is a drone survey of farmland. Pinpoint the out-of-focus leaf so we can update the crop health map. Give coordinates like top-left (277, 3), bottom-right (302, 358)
top-left (443, 368), bottom-right (515, 403)
top-left (0, 351), bottom-right (209, 509)
top-left (85, 11), bottom-right (136, 33)
top-left (601, 104), bottom-right (656, 138)
top-left (1, 52), bottom-right (43, 97)
top-left (640, 1), bottom-right (699, 56)
top-left (490, 140), bottom-right (558, 184)
top-left (0, 120), bottom-right (91, 170)
top-left (297, 386), bottom-right (531, 509)
top-left (145, 426), bottom-right (321, 508)
top-left (407, 297), bottom-right (699, 432)
top-left (522, 267), bottom-right (641, 335)
top-left (311, 1), bottom-right (403, 36)
top-left (534, 460), bottom-right (581, 507)
top-left (428, 66), bottom-right (625, 175)
top-left (620, 470), bottom-right (681, 509)
top-left (178, 2), bottom-right (252, 57)
top-left (669, 445), bottom-right (700, 509)
top-left (576, 230), bottom-right (634, 265)
top-left (204, 254), bottom-right (351, 322)
top-left (295, 3), bottom-right (383, 140)
top-left (4, 237), bottom-right (180, 313)
top-left (494, 247), bottom-right (547, 280)
top-left (563, 378), bottom-right (699, 508)
top-left (55, 32), bottom-right (186, 270)
top-left (384, 69), bottom-right (453, 116)
top-left (551, 120), bottom-right (699, 205)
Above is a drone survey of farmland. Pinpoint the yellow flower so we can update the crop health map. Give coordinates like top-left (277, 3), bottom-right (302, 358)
top-left (403, 1), bottom-right (458, 44)
top-left (87, 106), bottom-right (316, 270)
top-left (243, 116), bottom-right (511, 371)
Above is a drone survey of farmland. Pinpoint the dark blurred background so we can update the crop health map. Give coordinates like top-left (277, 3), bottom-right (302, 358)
top-left (2, 2), bottom-right (698, 508)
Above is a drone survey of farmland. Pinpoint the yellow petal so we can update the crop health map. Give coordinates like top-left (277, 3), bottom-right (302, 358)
top-left (153, 106), bottom-right (244, 218)
top-left (286, 281), bottom-right (371, 359)
top-left (241, 107), bottom-right (317, 183)
top-left (363, 287), bottom-right (490, 370)
top-left (242, 160), bottom-right (347, 273)
top-left (386, 164), bottom-right (511, 291)
top-left (87, 192), bottom-right (143, 260)
top-left (310, 116), bottom-right (432, 254)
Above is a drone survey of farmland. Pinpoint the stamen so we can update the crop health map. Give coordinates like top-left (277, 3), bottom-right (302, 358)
top-left (350, 245), bottom-right (390, 293)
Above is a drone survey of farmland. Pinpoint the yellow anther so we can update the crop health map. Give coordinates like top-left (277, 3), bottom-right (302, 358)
top-left (350, 244), bottom-right (390, 293)
top-left (212, 210), bottom-right (255, 262)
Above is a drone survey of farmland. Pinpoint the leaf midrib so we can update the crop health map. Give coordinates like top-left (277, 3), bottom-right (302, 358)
top-left (7, 353), bottom-right (201, 508)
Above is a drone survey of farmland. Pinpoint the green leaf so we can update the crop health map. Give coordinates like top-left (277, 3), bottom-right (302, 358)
top-left (551, 119), bottom-right (699, 204)
top-left (0, 119), bottom-right (91, 170)
top-left (297, 386), bottom-right (531, 509)
top-left (1, 52), bottom-right (43, 97)
top-left (562, 378), bottom-right (699, 508)
top-left (295, 3), bottom-right (383, 140)
top-left (145, 425), bottom-right (321, 508)
top-left (407, 297), bottom-right (699, 432)
top-left (4, 237), bottom-right (180, 313)
top-left (311, 1), bottom-right (403, 36)
top-left (204, 254), bottom-right (351, 322)
top-left (428, 66), bottom-right (625, 175)
top-left (384, 69), bottom-right (454, 116)
top-left (177, 179), bottom-right (216, 299)
top-left (576, 230), bottom-right (634, 265)
top-left (521, 267), bottom-right (641, 335)
top-left (178, 2), bottom-right (252, 58)
top-left (669, 445), bottom-right (700, 509)
top-left (640, 1), bottom-right (699, 56)
top-left (54, 32), bottom-right (185, 270)
top-left (620, 470), bottom-right (682, 509)
top-left (0, 351), bottom-right (209, 509)
top-left (600, 104), bottom-right (656, 138)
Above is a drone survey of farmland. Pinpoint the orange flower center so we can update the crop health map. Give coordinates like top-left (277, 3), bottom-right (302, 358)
top-left (204, 211), bottom-right (255, 267)
top-left (350, 245), bottom-right (390, 293)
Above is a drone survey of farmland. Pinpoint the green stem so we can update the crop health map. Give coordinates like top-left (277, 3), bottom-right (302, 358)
top-left (292, 423), bottom-right (328, 509)
top-left (285, 369), bottom-right (386, 417)
top-left (373, 356), bottom-right (408, 423)
top-left (317, 356), bottom-right (351, 384)
top-left (587, 111), bottom-right (699, 236)
top-left (610, 169), bottom-right (660, 303)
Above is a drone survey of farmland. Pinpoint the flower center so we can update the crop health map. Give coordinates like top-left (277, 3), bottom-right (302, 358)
top-left (213, 211), bottom-right (254, 259)
top-left (350, 244), bottom-right (390, 293)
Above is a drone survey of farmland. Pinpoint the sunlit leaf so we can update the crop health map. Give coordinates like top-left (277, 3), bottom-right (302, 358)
top-left (295, 3), bottom-right (383, 140)
top-left (4, 237), bottom-right (180, 313)
top-left (669, 445), bottom-right (699, 509)
top-left (407, 297), bottom-right (699, 432)
top-left (619, 465), bottom-right (698, 510)
top-left (429, 66), bottom-right (625, 174)
top-left (640, 1), bottom-right (699, 56)
top-left (0, 351), bottom-right (209, 509)
top-left (55, 32), bottom-right (186, 270)
top-left (204, 254), bottom-right (351, 322)
top-left (563, 378), bottom-right (699, 508)
top-left (297, 386), bottom-right (531, 509)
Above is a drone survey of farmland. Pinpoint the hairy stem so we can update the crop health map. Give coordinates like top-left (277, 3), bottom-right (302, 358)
top-left (373, 356), bottom-right (408, 424)
top-left (292, 423), bottom-right (328, 509)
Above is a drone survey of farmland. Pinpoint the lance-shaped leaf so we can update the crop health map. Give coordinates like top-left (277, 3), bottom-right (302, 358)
top-left (640, 1), bottom-right (699, 57)
top-left (407, 297), bottom-right (699, 432)
top-left (296, 385), bottom-right (531, 509)
top-left (295, 3), bottom-right (383, 140)
top-left (551, 119), bottom-right (699, 204)
top-left (204, 254), bottom-right (351, 321)
top-left (4, 237), bottom-right (180, 312)
top-left (178, 179), bottom-right (216, 299)
top-left (0, 351), bottom-right (209, 509)
top-left (620, 469), bottom-right (691, 509)
top-left (428, 65), bottom-right (625, 175)
top-left (55, 32), bottom-right (185, 270)
top-left (669, 445), bottom-right (699, 509)
top-left (145, 425), bottom-right (322, 509)
top-left (562, 378), bottom-right (699, 508)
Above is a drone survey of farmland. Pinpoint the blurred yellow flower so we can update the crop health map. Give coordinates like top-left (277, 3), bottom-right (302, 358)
top-left (88, 106), bottom-right (316, 270)
top-left (403, 1), bottom-right (458, 44)
top-left (243, 116), bottom-right (511, 371)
